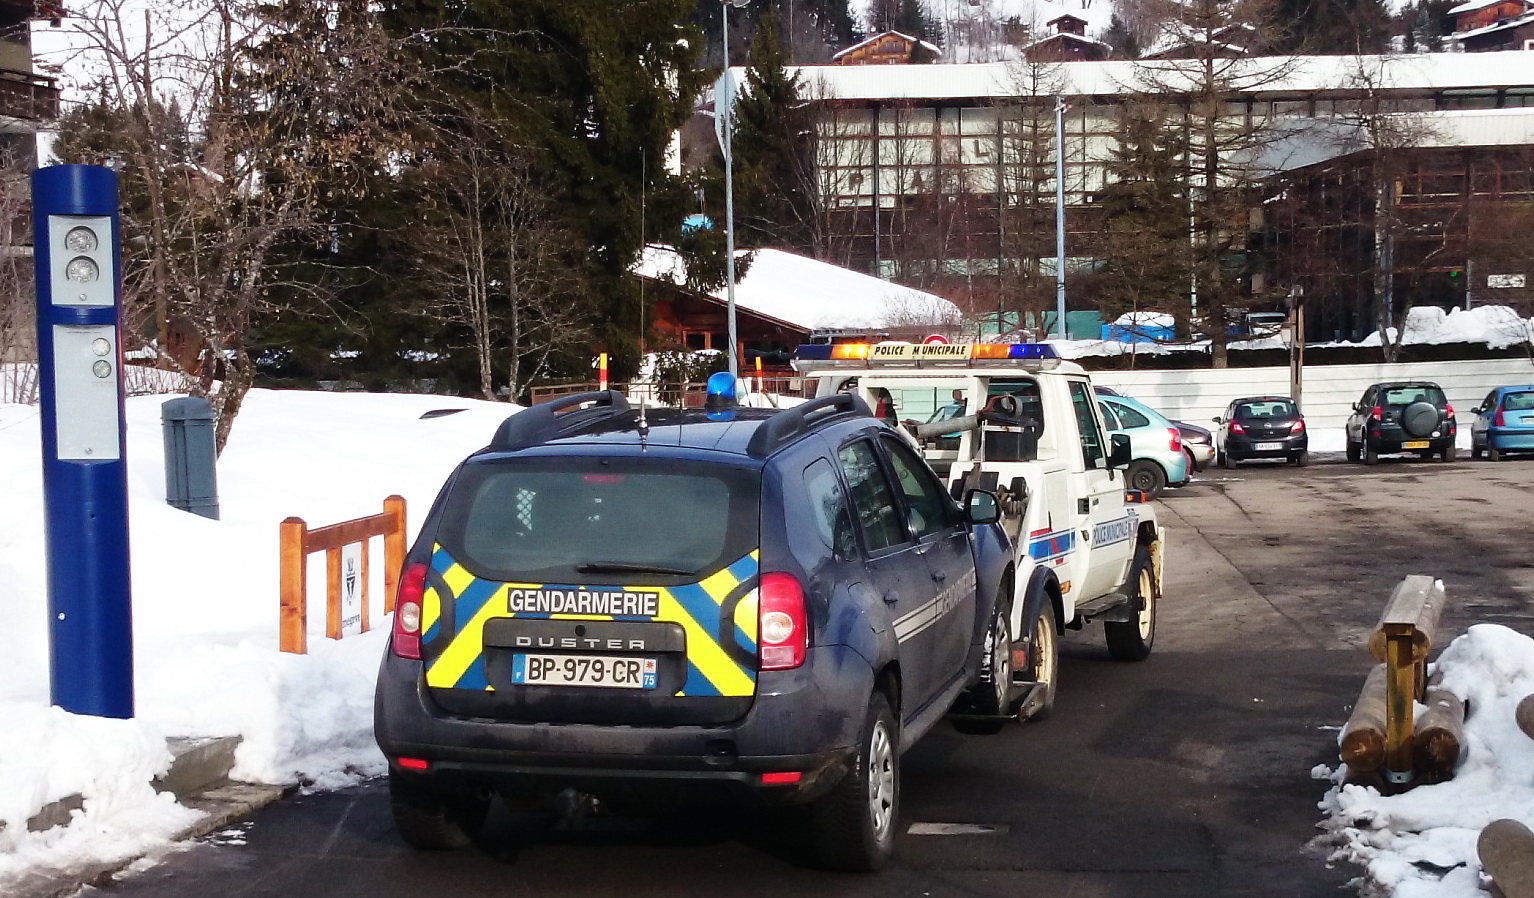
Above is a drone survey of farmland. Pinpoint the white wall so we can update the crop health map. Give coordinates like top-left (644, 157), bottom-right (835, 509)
top-left (1092, 358), bottom-right (1534, 432)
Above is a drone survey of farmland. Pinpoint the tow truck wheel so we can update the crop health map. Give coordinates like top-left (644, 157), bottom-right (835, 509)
top-left (1020, 601), bottom-right (1058, 722)
top-left (810, 692), bottom-right (898, 871)
top-left (1105, 544), bottom-right (1156, 662)
top-left (388, 770), bottom-right (490, 850)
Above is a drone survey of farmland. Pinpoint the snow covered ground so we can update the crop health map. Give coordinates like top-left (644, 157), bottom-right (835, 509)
top-left (1, 384), bottom-right (1532, 895)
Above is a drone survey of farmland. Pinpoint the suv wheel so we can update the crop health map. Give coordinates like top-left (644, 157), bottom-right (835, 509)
top-left (1401, 401), bottom-right (1443, 439)
top-left (1105, 544), bottom-right (1156, 662)
top-left (388, 770), bottom-right (490, 850)
top-left (1363, 442), bottom-right (1379, 466)
top-left (1020, 601), bottom-right (1058, 722)
top-left (811, 692), bottom-right (898, 871)
top-left (1127, 460), bottom-right (1167, 498)
top-left (954, 591), bottom-right (1015, 735)
top-left (1346, 438), bottom-right (1361, 463)
top-left (1441, 446), bottom-right (1456, 462)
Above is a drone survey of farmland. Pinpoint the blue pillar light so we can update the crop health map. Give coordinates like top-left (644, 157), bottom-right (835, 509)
top-left (32, 164), bottom-right (134, 719)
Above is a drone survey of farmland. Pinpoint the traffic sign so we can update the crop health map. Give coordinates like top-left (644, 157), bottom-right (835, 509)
top-left (923, 334), bottom-right (948, 345)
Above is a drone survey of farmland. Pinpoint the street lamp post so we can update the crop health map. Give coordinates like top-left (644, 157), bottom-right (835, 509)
top-left (720, 0), bottom-right (748, 379)
top-left (1053, 96), bottom-right (1068, 340)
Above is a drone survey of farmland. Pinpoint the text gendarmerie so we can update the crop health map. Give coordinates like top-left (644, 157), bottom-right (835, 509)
top-left (507, 587), bottom-right (659, 617)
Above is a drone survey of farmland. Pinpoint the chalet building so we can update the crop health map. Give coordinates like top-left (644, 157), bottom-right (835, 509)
top-left (1140, 22), bottom-right (1258, 59)
top-left (1448, 0), bottom-right (1534, 51)
top-left (1023, 15), bottom-right (1111, 62)
top-left (738, 54), bottom-right (1534, 341)
top-left (832, 31), bottom-right (941, 66)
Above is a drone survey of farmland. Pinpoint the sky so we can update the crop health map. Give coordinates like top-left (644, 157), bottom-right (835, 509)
top-left (1, 373), bottom-right (1534, 895)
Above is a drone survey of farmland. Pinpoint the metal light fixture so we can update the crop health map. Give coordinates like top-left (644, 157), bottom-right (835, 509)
top-left (720, 0), bottom-right (749, 379)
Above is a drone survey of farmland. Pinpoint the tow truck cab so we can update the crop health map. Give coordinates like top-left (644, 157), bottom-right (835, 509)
top-left (794, 341), bottom-right (1162, 643)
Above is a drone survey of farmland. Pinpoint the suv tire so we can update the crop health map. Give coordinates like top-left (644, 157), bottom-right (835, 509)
top-left (1346, 438), bottom-right (1361, 463)
top-left (1105, 544), bottom-right (1156, 662)
top-left (811, 693), bottom-right (898, 871)
top-left (388, 770), bottom-right (490, 850)
top-left (1401, 401), bottom-right (1442, 439)
top-left (1441, 446), bottom-right (1457, 462)
top-left (954, 590), bottom-right (1015, 735)
top-left (1127, 459), bottom-right (1167, 498)
top-left (1364, 442), bottom-right (1379, 465)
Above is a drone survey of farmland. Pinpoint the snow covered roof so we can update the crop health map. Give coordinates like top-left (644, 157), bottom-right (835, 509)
top-left (1447, 0), bottom-right (1527, 14)
top-left (634, 245), bottom-right (961, 332)
top-left (1025, 31), bottom-right (1111, 51)
top-left (831, 30), bottom-right (942, 61)
top-left (779, 52), bottom-right (1534, 102)
top-left (1261, 106), bottom-right (1534, 173)
top-left (1448, 10), bottom-right (1534, 40)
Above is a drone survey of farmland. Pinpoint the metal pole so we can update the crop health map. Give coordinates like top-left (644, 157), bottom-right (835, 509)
top-left (722, 1), bottom-right (740, 378)
top-left (1053, 96), bottom-right (1067, 339)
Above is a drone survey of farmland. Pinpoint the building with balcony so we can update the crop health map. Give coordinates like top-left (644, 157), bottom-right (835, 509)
top-left (766, 53), bottom-right (1534, 341)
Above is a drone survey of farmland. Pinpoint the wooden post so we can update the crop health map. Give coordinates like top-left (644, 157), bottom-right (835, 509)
top-left (383, 495), bottom-right (405, 614)
top-left (1341, 663), bottom-right (1388, 773)
top-left (279, 517), bottom-right (307, 654)
top-left (1412, 686), bottom-right (1465, 778)
top-left (325, 546), bottom-right (342, 640)
top-left (1368, 575), bottom-right (1446, 785)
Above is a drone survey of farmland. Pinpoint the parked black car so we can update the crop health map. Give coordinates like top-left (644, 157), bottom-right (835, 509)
top-left (1213, 397), bottom-right (1309, 466)
top-left (1345, 381), bottom-right (1457, 464)
top-left (374, 389), bottom-right (1014, 871)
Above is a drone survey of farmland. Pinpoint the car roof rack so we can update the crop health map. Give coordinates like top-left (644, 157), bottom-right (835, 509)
top-left (490, 390), bottom-right (631, 451)
top-left (746, 392), bottom-right (871, 458)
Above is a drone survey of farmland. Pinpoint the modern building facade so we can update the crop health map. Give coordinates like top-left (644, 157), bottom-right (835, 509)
top-left (779, 52), bottom-right (1534, 341)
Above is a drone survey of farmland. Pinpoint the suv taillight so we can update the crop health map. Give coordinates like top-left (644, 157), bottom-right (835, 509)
top-left (1167, 427), bottom-right (1182, 452)
top-left (1445, 403), bottom-right (1455, 418)
top-left (1369, 405), bottom-right (1383, 422)
top-left (759, 572), bottom-right (808, 671)
top-left (392, 562), bottom-right (427, 660)
top-left (1291, 419), bottom-right (1306, 434)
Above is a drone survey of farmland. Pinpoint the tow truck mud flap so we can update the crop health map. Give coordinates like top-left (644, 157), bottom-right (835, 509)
top-left (417, 545), bottom-right (762, 700)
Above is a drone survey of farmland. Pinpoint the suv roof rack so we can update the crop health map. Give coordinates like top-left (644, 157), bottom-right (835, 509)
top-left (746, 392), bottom-right (871, 458)
top-left (490, 390), bottom-right (631, 451)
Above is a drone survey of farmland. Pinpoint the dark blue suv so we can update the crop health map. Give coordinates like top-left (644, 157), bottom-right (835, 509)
top-left (374, 389), bottom-right (1014, 870)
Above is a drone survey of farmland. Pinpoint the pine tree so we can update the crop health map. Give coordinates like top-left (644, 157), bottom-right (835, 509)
top-left (376, 0), bottom-right (706, 380)
top-left (731, 8), bottom-right (818, 252)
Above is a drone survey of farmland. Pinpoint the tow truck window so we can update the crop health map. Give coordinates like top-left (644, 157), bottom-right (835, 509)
top-left (880, 434), bottom-right (959, 538)
top-left (984, 380), bottom-right (1045, 437)
top-left (838, 440), bottom-right (907, 553)
top-left (1068, 381), bottom-right (1107, 469)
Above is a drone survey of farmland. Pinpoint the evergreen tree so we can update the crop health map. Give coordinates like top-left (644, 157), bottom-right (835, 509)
top-left (376, 0), bottom-right (707, 380)
top-left (870, 0), bottom-right (944, 42)
top-left (731, 8), bottom-right (818, 252)
top-left (1272, 0), bottom-right (1392, 53)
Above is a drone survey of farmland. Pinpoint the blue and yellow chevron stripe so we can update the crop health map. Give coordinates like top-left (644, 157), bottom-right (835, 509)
top-left (420, 545), bottom-right (761, 697)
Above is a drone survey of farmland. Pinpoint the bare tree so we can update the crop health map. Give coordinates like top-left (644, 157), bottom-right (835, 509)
top-left (996, 58), bottom-right (1067, 337)
top-left (410, 112), bottom-right (592, 400)
top-left (50, 0), bottom-right (422, 449)
top-left (0, 144), bottom-right (36, 403)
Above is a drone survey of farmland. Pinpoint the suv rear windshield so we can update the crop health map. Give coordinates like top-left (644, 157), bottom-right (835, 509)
top-left (1236, 399), bottom-right (1298, 419)
top-left (436, 458), bottom-right (761, 586)
top-left (1382, 385), bottom-right (1447, 406)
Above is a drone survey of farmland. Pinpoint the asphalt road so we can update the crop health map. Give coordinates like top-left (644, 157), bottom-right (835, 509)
top-left (92, 452), bottom-right (1534, 898)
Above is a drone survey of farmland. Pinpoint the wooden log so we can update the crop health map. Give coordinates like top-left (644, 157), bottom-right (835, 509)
top-left (1479, 819), bottom-right (1534, 898)
top-left (1413, 686), bottom-right (1465, 777)
top-left (1341, 664), bottom-right (1388, 772)
top-left (1517, 694), bottom-right (1534, 744)
top-left (1368, 575), bottom-right (1446, 665)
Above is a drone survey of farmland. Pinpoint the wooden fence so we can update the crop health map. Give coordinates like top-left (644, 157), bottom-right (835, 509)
top-left (279, 495), bottom-right (406, 654)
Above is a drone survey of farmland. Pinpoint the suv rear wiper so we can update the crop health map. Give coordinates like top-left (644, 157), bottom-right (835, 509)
top-left (575, 562), bottom-right (699, 576)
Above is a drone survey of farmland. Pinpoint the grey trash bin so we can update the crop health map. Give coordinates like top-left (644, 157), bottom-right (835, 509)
top-left (161, 397), bottom-right (220, 520)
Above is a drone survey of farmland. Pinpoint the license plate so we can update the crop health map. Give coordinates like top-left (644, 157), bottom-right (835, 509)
top-left (512, 653), bottom-right (657, 689)
top-left (1403, 440), bottom-right (1429, 449)
top-left (1255, 442), bottom-right (1283, 451)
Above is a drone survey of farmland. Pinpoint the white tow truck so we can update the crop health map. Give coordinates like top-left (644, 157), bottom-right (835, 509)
top-left (793, 340), bottom-right (1165, 727)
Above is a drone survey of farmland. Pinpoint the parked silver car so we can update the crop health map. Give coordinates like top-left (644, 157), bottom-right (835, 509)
top-left (1097, 394), bottom-right (1191, 499)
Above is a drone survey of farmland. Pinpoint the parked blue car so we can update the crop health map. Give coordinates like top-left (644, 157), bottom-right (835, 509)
top-left (1097, 394), bottom-right (1191, 499)
top-left (1470, 385), bottom-right (1534, 461)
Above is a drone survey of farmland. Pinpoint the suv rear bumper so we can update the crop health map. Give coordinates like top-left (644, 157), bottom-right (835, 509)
top-left (374, 645), bottom-right (872, 806)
